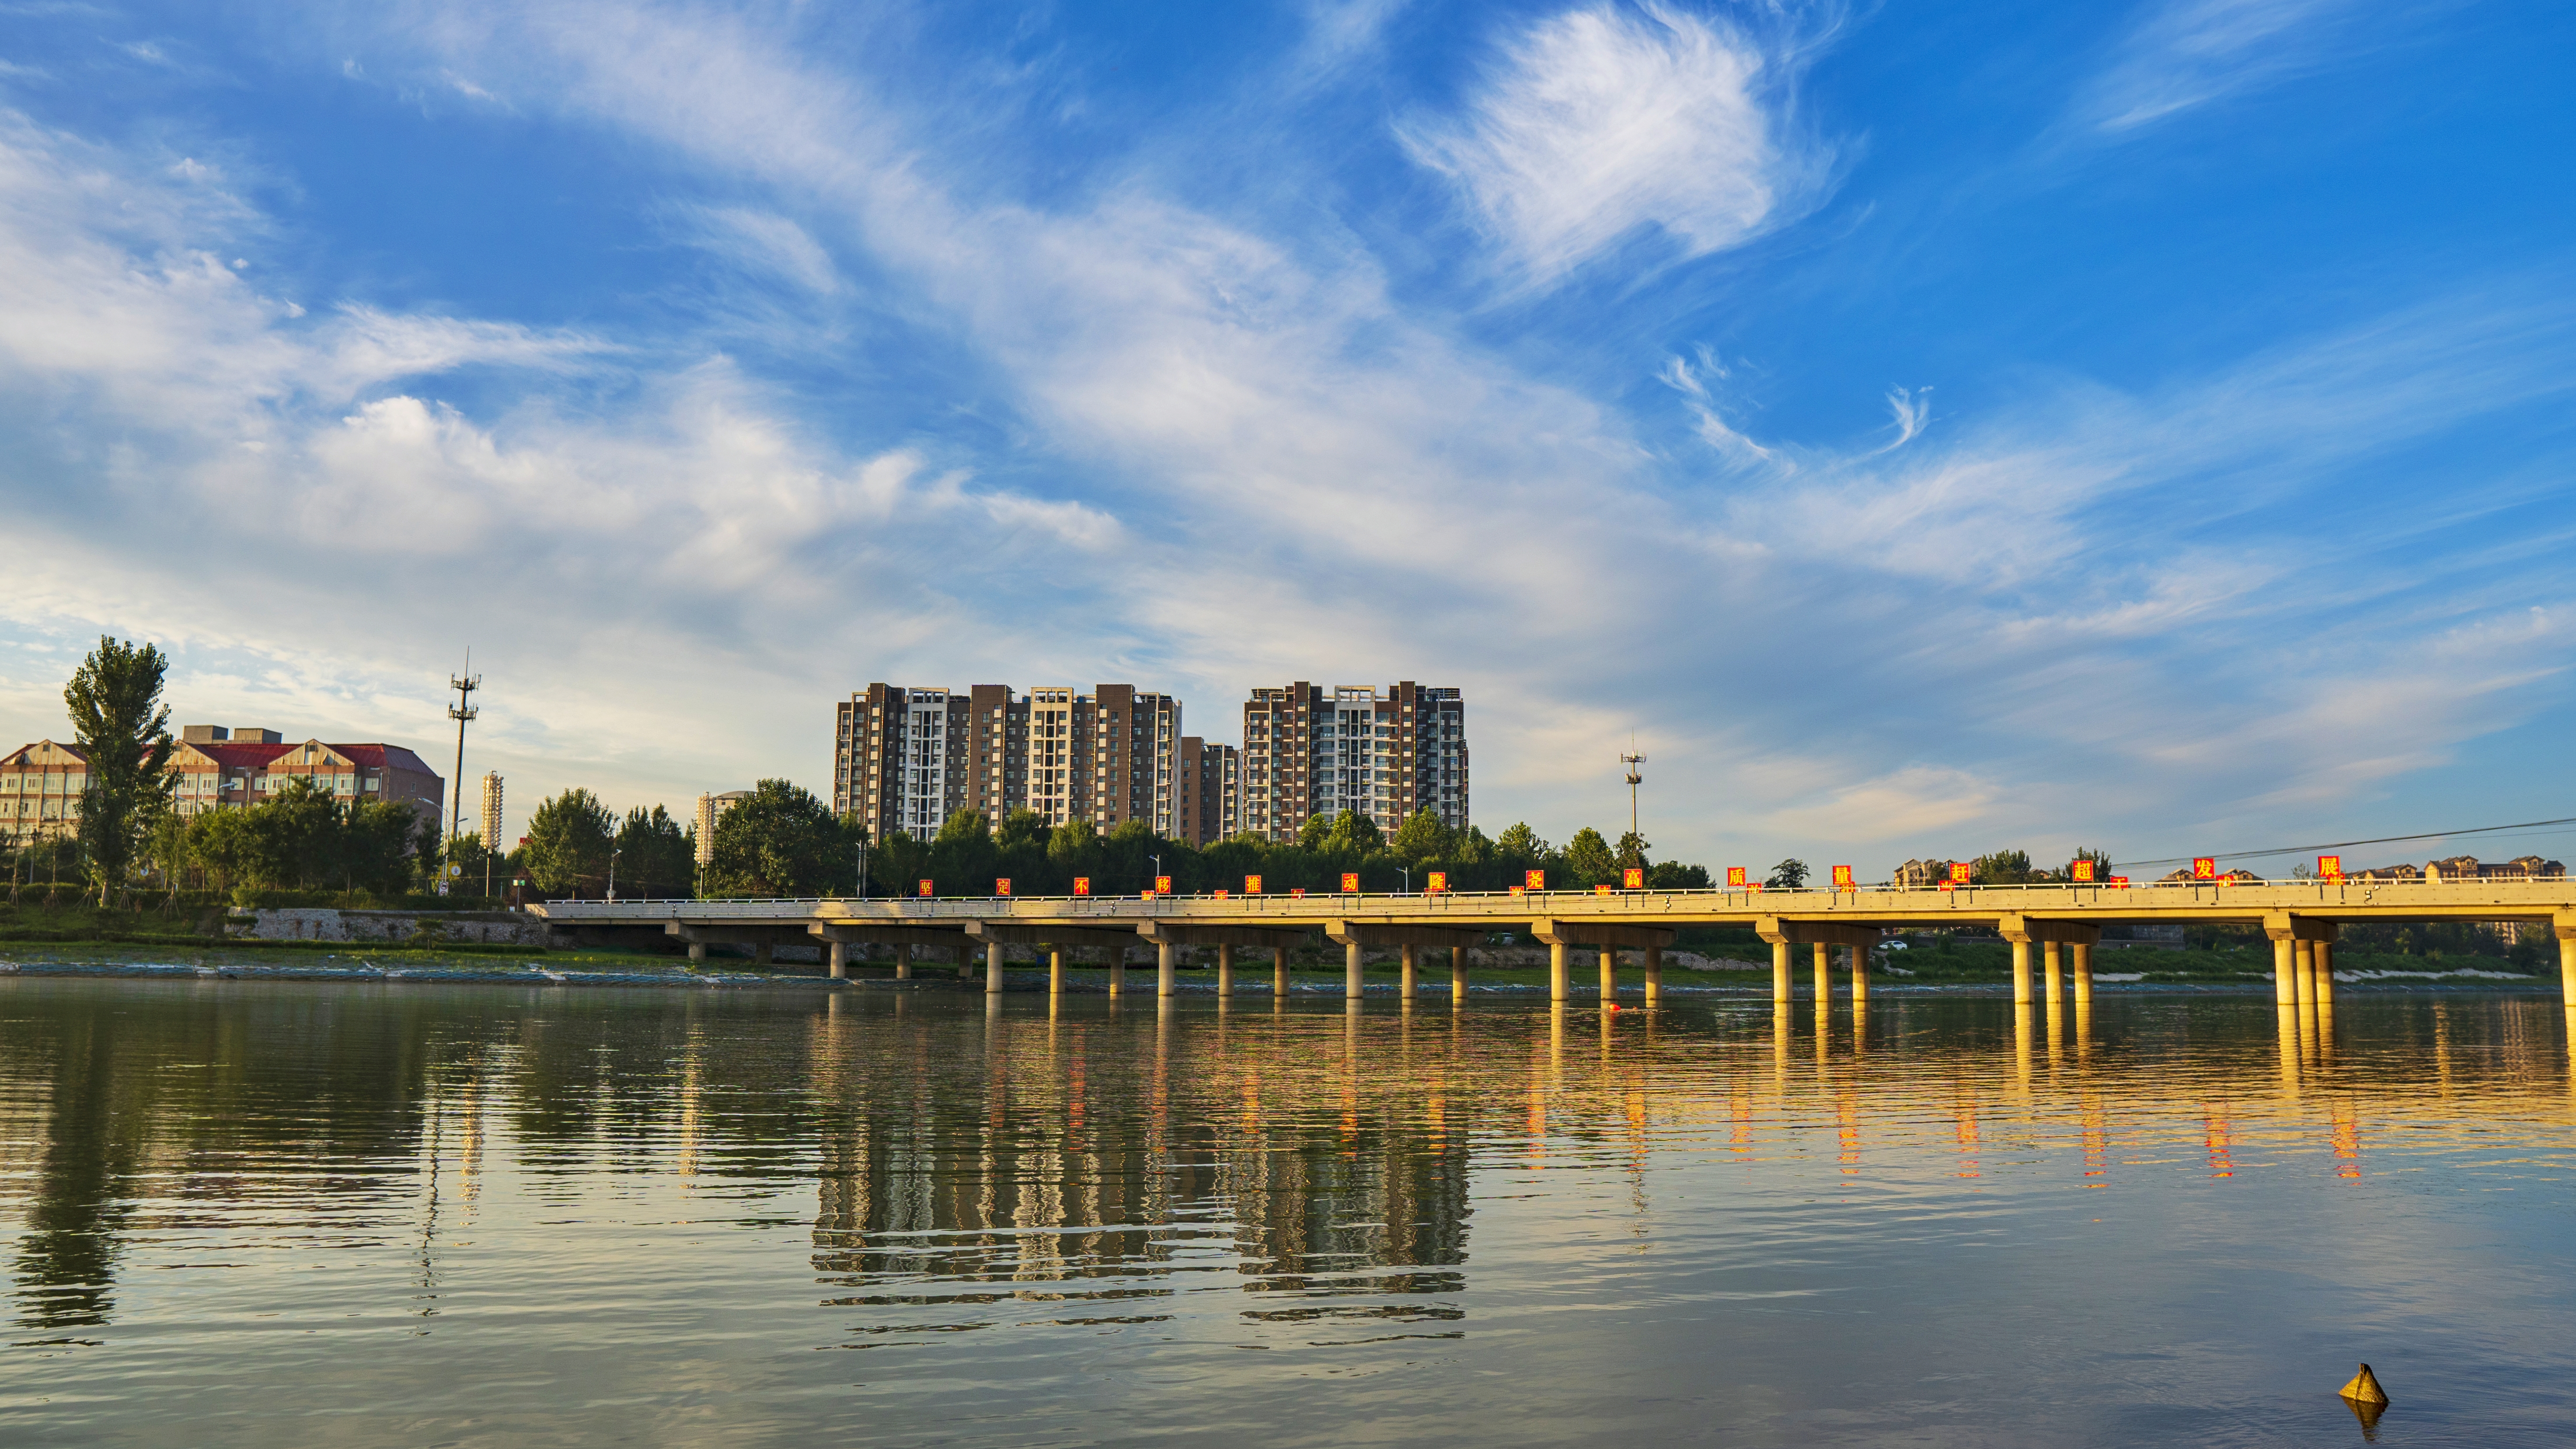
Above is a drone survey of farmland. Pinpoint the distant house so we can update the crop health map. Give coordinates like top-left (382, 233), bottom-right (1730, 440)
top-left (2424, 855), bottom-right (2567, 882)
top-left (1893, 858), bottom-right (1952, 889)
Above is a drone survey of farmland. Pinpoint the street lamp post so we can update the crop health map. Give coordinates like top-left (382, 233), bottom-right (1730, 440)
top-left (608, 845), bottom-right (621, 903)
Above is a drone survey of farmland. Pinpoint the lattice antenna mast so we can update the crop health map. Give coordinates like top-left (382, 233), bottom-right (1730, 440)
top-left (447, 651), bottom-right (481, 854)
top-left (1621, 745), bottom-right (1646, 840)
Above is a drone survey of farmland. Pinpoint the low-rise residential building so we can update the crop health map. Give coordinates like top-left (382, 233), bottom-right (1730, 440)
top-left (2, 726), bottom-right (443, 842)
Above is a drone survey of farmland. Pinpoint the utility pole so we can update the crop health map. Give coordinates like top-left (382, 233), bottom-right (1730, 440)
top-left (1621, 747), bottom-right (1646, 839)
top-left (447, 651), bottom-right (480, 893)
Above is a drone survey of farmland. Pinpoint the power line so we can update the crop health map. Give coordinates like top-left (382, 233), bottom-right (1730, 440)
top-left (2119, 814), bottom-right (2576, 871)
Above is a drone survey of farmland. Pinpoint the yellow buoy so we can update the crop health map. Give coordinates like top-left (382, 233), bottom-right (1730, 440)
top-left (2339, 1362), bottom-right (2389, 1406)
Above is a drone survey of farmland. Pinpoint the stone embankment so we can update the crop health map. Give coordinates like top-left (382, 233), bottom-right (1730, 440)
top-left (234, 908), bottom-right (554, 948)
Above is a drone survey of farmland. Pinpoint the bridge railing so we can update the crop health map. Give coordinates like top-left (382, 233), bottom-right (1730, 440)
top-left (530, 876), bottom-right (2575, 918)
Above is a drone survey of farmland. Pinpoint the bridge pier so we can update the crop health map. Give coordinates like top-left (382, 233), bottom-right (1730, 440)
top-left (1813, 943), bottom-right (1830, 1003)
top-left (2315, 941), bottom-right (2335, 1008)
top-left (1644, 945), bottom-right (1662, 1007)
top-left (1600, 947), bottom-right (1617, 1003)
top-left (1772, 940), bottom-right (1790, 1005)
top-left (688, 941), bottom-right (706, 965)
top-left (1158, 939), bottom-right (1177, 998)
top-left (2011, 939), bottom-right (2031, 1005)
top-left (1108, 947), bottom-right (1125, 997)
top-left (2042, 940), bottom-right (2062, 1006)
top-left (2294, 940), bottom-right (2316, 1010)
top-left (1275, 945), bottom-right (1289, 999)
top-left (1345, 938), bottom-right (1364, 1002)
top-left (987, 939), bottom-right (1004, 995)
top-left (1049, 947), bottom-right (1063, 996)
top-left (895, 942), bottom-right (910, 980)
top-left (829, 940), bottom-right (847, 979)
top-left (1401, 944), bottom-right (1419, 1003)
top-left (2072, 942), bottom-right (2092, 1006)
top-left (2561, 921), bottom-right (2576, 1004)
top-left (2273, 937), bottom-right (2294, 1003)
top-left (1551, 940), bottom-right (1568, 1003)
top-left (1218, 943), bottom-right (1234, 998)
top-left (1452, 945), bottom-right (1468, 1004)
top-left (1850, 944), bottom-right (1868, 1005)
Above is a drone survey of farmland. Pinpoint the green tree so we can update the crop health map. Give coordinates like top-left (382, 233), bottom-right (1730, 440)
top-left (614, 806), bottom-right (695, 899)
top-left (523, 788), bottom-right (616, 895)
top-left (1493, 822), bottom-right (1549, 860)
top-left (1322, 810), bottom-right (1383, 856)
top-left (1646, 860), bottom-right (1710, 889)
top-left (241, 777), bottom-right (345, 888)
top-left (1971, 849), bottom-right (2035, 885)
top-left (65, 636), bottom-right (176, 905)
top-left (1766, 858), bottom-right (1810, 889)
top-left (1389, 808), bottom-right (1452, 862)
top-left (995, 808), bottom-right (1052, 853)
top-left (1614, 830), bottom-right (1652, 871)
top-left (1563, 827), bottom-right (1617, 886)
top-left (706, 779), bottom-right (849, 897)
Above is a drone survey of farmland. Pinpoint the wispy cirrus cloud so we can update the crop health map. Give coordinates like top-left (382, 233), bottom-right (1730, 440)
top-left (1401, 2), bottom-right (1830, 285)
top-left (2074, 0), bottom-right (2374, 134)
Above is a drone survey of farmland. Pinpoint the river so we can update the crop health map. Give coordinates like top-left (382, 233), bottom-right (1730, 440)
top-left (3, 977), bottom-right (2571, 1445)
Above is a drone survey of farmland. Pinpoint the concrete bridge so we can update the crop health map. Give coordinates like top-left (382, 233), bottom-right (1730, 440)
top-left (530, 878), bottom-right (2576, 1010)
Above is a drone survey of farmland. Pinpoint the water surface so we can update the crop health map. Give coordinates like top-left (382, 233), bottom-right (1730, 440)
top-left (3, 979), bottom-right (2571, 1446)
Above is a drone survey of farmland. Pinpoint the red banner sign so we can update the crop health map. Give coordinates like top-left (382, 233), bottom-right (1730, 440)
top-left (1341, 873), bottom-right (1360, 893)
top-left (1290, 886), bottom-right (1307, 898)
top-left (1950, 861), bottom-right (1971, 884)
top-left (996, 878), bottom-right (1011, 896)
top-left (1073, 877), bottom-right (1090, 897)
top-left (1594, 883), bottom-right (1613, 895)
top-left (1212, 888), bottom-right (1229, 899)
top-left (1623, 867), bottom-right (1644, 890)
top-left (1155, 875), bottom-right (1172, 895)
top-left (1508, 885), bottom-right (1526, 896)
top-left (2071, 860), bottom-right (2095, 882)
top-left (2193, 857), bottom-right (2217, 880)
top-left (1726, 867), bottom-right (1747, 887)
top-left (2318, 855), bottom-right (2342, 879)
top-left (1525, 869), bottom-right (1546, 891)
top-left (917, 880), bottom-right (934, 898)
top-left (1832, 864), bottom-right (1854, 889)
top-left (1427, 871), bottom-right (1447, 893)
top-left (1245, 874), bottom-right (1262, 895)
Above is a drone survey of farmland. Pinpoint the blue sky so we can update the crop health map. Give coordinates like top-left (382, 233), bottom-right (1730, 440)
top-left (1, 0), bottom-right (2571, 873)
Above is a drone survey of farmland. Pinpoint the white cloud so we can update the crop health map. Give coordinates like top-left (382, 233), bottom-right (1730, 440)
top-left (2076, 0), bottom-right (2366, 134)
top-left (1403, 2), bottom-right (1823, 283)
top-left (668, 204), bottom-right (843, 294)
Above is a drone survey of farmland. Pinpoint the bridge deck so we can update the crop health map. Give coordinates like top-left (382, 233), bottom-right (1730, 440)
top-left (531, 878), bottom-right (2576, 929)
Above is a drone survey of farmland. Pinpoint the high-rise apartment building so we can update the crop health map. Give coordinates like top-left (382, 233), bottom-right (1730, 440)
top-left (480, 772), bottom-right (503, 853)
top-left (836, 683), bottom-right (1183, 843)
top-left (1174, 737), bottom-right (1241, 846)
top-left (1239, 683), bottom-right (1466, 843)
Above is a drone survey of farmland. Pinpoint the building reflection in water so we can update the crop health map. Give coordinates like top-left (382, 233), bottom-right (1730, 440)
top-left (3, 980), bottom-right (2574, 1344)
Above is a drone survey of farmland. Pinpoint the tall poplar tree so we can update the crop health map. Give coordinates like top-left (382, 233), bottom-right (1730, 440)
top-left (66, 636), bottom-right (176, 906)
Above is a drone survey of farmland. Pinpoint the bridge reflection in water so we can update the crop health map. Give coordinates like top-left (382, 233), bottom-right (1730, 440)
top-left (4, 980), bottom-right (2574, 1442)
